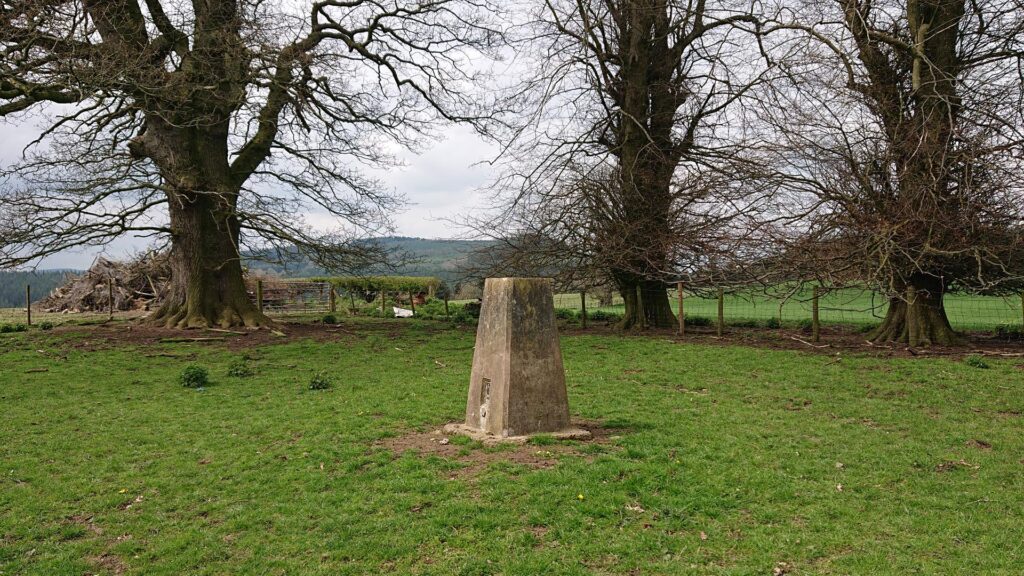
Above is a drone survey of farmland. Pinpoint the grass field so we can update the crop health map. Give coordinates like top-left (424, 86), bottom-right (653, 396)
top-left (552, 288), bottom-right (1024, 331)
top-left (2, 318), bottom-right (1023, 574)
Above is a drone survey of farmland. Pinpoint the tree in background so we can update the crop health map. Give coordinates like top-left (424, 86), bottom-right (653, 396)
top-left (480, 0), bottom-right (772, 329)
top-left (462, 163), bottom-right (762, 313)
top-left (758, 0), bottom-right (1024, 346)
top-left (0, 0), bottom-right (500, 328)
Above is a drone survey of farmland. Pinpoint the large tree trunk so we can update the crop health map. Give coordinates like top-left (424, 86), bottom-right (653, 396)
top-left (136, 113), bottom-right (271, 329)
top-left (149, 189), bottom-right (268, 329)
top-left (616, 274), bottom-right (676, 330)
top-left (868, 278), bottom-right (961, 346)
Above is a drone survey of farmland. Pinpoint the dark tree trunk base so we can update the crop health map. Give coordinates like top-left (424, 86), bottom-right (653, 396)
top-left (148, 298), bottom-right (270, 330)
top-left (868, 288), bottom-right (962, 347)
top-left (617, 278), bottom-right (676, 330)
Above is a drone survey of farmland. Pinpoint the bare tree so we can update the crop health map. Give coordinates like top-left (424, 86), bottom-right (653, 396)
top-left (0, 0), bottom-right (501, 328)
top-left (475, 0), bottom-right (772, 329)
top-left (757, 0), bottom-right (1024, 346)
top-left (463, 161), bottom-right (767, 307)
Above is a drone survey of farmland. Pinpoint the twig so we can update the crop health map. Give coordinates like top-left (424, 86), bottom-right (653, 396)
top-left (788, 335), bottom-right (829, 348)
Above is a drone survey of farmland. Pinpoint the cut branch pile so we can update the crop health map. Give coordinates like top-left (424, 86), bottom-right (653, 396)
top-left (40, 252), bottom-right (172, 313)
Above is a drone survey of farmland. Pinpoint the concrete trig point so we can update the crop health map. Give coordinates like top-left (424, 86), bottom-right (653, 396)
top-left (444, 277), bottom-right (590, 443)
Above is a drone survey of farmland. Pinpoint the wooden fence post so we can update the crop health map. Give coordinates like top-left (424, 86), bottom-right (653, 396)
top-left (444, 296), bottom-right (450, 320)
top-left (349, 291), bottom-right (356, 315)
top-left (580, 290), bottom-right (588, 329)
top-left (108, 277), bottom-right (114, 319)
top-left (25, 284), bottom-right (31, 326)
top-left (636, 285), bottom-right (646, 329)
top-left (677, 281), bottom-right (684, 336)
top-left (256, 280), bottom-right (264, 314)
top-left (381, 291), bottom-right (387, 317)
top-left (329, 286), bottom-right (336, 313)
top-left (716, 287), bottom-right (724, 337)
top-left (812, 285), bottom-right (821, 343)
top-left (409, 290), bottom-right (416, 316)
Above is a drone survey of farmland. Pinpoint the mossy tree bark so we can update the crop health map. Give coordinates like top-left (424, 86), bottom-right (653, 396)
top-left (868, 278), bottom-right (961, 346)
top-left (138, 118), bottom-right (272, 329)
top-left (149, 189), bottom-right (268, 329)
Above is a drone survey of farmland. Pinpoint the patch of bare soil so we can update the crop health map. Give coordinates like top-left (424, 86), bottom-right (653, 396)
top-left (88, 553), bottom-right (127, 575)
top-left (50, 317), bottom-right (451, 353)
top-left (66, 514), bottom-right (103, 536)
top-left (378, 420), bottom-right (622, 478)
top-left (564, 323), bottom-right (1024, 360)
top-left (31, 316), bottom-right (1024, 360)
top-left (965, 439), bottom-right (993, 451)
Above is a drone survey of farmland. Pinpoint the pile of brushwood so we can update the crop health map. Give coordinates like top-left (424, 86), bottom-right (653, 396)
top-left (39, 252), bottom-right (171, 313)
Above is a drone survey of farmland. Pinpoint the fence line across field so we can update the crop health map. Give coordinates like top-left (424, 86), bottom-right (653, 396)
top-left (12, 279), bottom-right (1024, 335)
top-left (552, 285), bottom-right (1024, 333)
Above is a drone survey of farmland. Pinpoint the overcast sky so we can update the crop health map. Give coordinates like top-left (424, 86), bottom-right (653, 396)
top-left (1, 117), bottom-right (497, 270)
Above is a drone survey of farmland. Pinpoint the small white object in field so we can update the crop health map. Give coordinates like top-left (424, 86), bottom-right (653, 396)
top-left (392, 306), bottom-right (414, 318)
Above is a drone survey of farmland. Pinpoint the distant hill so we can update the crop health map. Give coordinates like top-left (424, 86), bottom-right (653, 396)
top-left (244, 236), bottom-right (492, 283)
top-left (0, 270), bottom-right (77, 307)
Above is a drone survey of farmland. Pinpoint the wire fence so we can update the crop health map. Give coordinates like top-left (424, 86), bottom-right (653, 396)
top-left (553, 286), bottom-right (1024, 332)
top-left (7, 278), bottom-right (1020, 333)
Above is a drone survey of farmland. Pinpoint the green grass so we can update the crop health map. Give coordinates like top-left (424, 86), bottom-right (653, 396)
top-left (552, 288), bottom-right (1024, 331)
top-left (2, 320), bottom-right (1023, 574)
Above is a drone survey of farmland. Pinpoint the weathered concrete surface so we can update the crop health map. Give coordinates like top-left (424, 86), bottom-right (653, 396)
top-left (450, 277), bottom-right (590, 441)
top-left (441, 422), bottom-right (591, 445)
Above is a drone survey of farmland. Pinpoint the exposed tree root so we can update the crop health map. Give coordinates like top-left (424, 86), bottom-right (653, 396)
top-left (868, 289), bottom-right (964, 347)
top-left (147, 300), bottom-right (272, 330)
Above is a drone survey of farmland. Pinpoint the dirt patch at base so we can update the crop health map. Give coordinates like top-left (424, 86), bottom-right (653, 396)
top-left (45, 318), bottom-right (451, 353)
top-left (378, 419), bottom-right (622, 478)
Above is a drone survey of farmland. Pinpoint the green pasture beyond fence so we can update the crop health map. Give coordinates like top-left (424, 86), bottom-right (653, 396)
top-left (552, 288), bottom-right (1024, 332)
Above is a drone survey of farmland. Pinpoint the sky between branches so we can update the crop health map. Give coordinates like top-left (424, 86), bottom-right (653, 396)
top-left (0, 117), bottom-right (495, 269)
